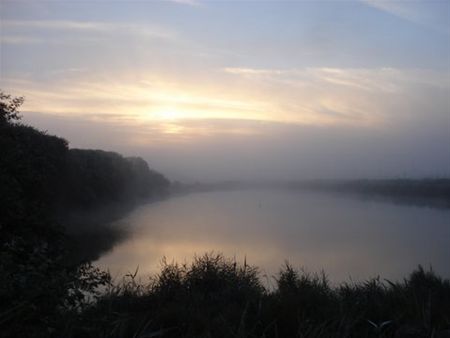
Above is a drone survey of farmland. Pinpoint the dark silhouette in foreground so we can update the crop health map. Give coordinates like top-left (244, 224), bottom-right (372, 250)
top-left (4, 253), bottom-right (450, 338)
top-left (84, 255), bottom-right (450, 338)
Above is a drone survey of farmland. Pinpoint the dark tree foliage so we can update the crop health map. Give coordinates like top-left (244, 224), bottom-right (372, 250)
top-left (0, 91), bottom-right (77, 337)
top-left (127, 156), bottom-right (169, 199)
top-left (0, 91), bottom-right (169, 337)
top-left (0, 91), bottom-right (24, 125)
top-left (63, 150), bottom-right (169, 209)
top-left (0, 91), bottom-right (69, 241)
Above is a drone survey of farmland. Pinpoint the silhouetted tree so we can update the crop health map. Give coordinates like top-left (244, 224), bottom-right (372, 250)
top-left (0, 91), bottom-right (24, 125)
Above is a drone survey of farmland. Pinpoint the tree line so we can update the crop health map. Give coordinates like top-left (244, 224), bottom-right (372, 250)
top-left (0, 91), bottom-right (169, 337)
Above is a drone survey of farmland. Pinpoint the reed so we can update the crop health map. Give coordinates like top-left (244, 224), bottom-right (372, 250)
top-left (23, 254), bottom-right (447, 338)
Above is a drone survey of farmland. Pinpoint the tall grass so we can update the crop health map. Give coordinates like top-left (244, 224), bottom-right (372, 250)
top-left (42, 254), bottom-right (449, 338)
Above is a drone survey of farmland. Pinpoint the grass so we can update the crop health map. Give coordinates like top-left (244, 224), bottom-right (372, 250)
top-left (40, 254), bottom-right (450, 338)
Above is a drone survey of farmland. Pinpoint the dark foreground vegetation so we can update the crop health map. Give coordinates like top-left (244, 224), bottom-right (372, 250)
top-left (3, 253), bottom-right (450, 338)
top-left (2, 92), bottom-right (450, 337)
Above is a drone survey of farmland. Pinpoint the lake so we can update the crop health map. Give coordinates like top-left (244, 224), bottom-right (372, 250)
top-left (95, 189), bottom-right (450, 284)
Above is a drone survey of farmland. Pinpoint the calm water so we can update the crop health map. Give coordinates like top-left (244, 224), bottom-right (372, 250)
top-left (95, 189), bottom-right (450, 283)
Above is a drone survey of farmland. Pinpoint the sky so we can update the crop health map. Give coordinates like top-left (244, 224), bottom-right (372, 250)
top-left (1, 0), bottom-right (449, 181)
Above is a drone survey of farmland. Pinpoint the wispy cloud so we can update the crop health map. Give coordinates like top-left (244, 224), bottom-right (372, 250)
top-left (2, 19), bottom-right (177, 40)
top-left (2, 72), bottom-right (271, 124)
top-left (223, 66), bottom-right (450, 126)
top-left (0, 35), bottom-right (44, 44)
top-left (224, 68), bottom-right (287, 77)
top-left (3, 62), bottom-right (448, 143)
top-left (166, 0), bottom-right (200, 6)
top-left (362, 0), bottom-right (418, 20)
top-left (224, 66), bottom-right (450, 91)
top-left (362, 0), bottom-right (450, 34)
top-left (4, 19), bottom-right (109, 31)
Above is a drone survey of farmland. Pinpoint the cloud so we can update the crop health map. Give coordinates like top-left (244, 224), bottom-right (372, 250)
top-left (166, 0), bottom-right (200, 6)
top-left (223, 66), bottom-right (449, 126)
top-left (224, 66), bottom-right (450, 90)
top-left (0, 35), bottom-right (44, 44)
top-left (223, 68), bottom-right (286, 77)
top-left (2, 19), bottom-right (176, 40)
top-left (362, 0), bottom-right (419, 20)
top-left (1, 73), bottom-right (271, 124)
top-left (3, 66), bottom-right (448, 140)
top-left (362, 0), bottom-right (450, 35)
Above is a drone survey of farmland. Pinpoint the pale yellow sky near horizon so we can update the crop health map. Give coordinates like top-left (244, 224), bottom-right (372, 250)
top-left (6, 66), bottom-right (448, 141)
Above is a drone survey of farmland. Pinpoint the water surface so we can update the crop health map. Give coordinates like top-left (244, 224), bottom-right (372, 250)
top-left (95, 189), bottom-right (450, 283)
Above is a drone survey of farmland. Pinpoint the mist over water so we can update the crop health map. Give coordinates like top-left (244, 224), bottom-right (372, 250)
top-left (95, 189), bottom-right (450, 283)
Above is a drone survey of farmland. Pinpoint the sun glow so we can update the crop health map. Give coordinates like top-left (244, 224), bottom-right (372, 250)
top-left (10, 66), bottom-right (422, 133)
top-left (154, 108), bottom-right (185, 120)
